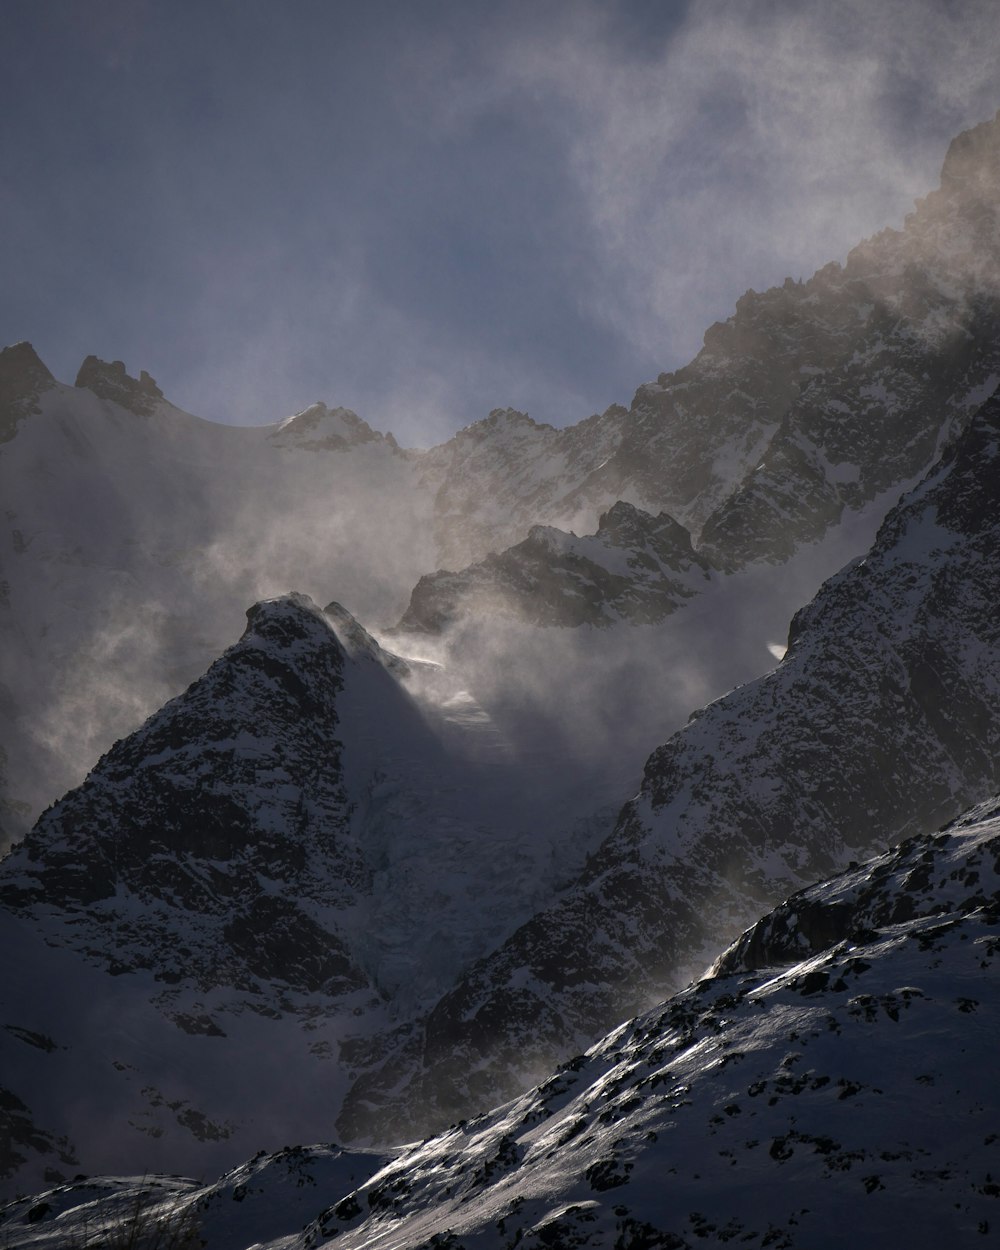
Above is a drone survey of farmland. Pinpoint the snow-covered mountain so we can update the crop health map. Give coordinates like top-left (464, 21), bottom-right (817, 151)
top-left (6, 798), bottom-right (1000, 1248)
top-left (5, 108), bottom-right (1000, 1230)
top-left (340, 382), bottom-right (1000, 1144)
top-left (6, 376), bottom-right (1000, 1197)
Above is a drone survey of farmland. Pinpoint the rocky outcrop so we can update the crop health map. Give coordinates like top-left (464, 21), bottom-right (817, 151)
top-left (396, 501), bottom-right (713, 632)
top-left (74, 354), bottom-right (165, 416)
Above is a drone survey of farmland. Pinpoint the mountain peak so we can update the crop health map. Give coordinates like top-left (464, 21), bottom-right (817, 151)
top-left (458, 407), bottom-right (549, 441)
top-left (270, 402), bottom-right (383, 451)
top-left (0, 341), bottom-right (56, 441)
top-left (241, 591), bottom-right (338, 648)
top-left (74, 354), bottom-right (165, 416)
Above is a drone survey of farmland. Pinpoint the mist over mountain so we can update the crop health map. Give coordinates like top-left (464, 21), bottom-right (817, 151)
top-left (341, 383), bottom-right (1000, 1143)
top-left (3, 109), bottom-right (1000, 1242)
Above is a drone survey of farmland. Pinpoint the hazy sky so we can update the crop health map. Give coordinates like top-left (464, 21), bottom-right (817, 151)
top-left (3, 0), bottom-right (999, 444)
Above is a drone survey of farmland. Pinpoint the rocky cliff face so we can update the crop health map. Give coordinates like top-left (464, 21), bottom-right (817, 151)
top-left (1, 594), bottom-right (372, 989)
top-left (616, 110), bottom-right (1000, 563)
top-left (8, 799), bottom-right (1000, 1249)
top-left (338, 384), bottom-right (1000, 1143)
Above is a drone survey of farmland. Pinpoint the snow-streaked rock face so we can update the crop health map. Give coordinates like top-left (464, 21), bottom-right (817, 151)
top-left (417, 405), bottom-right (630, 573)
top-left (0, 594), bottom-right (450, 1195)
top-left (7, 805), bottom-right (1000, 1250)
top-left (338, 385), bottom-right (1000, 1144)
top-left (397, 501), bottom-right (714, 631)
top-left (1, 594), bottom-right (368, 977)
top-left (640, 110), bottom-right (1000, 561)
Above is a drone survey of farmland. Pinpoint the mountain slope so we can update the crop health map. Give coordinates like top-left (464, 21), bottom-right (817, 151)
top-left (338, 382), bottom-right (1000, 1143)
top-left (417, 405), bottom-right (630, 571)
top-left (7, 799), bottom-right (1000, 1249)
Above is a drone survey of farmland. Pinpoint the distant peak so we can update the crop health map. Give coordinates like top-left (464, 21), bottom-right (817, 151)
top-left (457, 408), bottom-right (552, 441)
top-left (270, 402), bottom-right (382, 451)
top-left (598, 499), bottom-right (693, 546)
top-left (74, 354), bottom-right (164, 416)
top-left (0, 341), bottom-right (57, 442)
top-left (598, 499), bottom-right (651, 528)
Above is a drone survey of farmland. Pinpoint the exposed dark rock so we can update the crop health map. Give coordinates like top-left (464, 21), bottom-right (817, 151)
top-left (74, 355), bottom-right (165, 416)
top-left (396, 502), bottom-right (713, 632)
top-left (0, 342), bottom-right (56, 442)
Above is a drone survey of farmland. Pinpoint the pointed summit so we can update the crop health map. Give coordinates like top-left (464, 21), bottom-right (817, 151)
top-left (0, 342), bottom-right (56, 442)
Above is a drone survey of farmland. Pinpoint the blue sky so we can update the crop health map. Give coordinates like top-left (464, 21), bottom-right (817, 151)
top-left (3, 0), bottom-right (999, 444)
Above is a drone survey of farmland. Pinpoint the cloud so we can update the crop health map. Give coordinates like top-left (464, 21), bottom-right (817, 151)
top-left (470, 0), bottom-right (1000, 367)
top-left (3, 0), bottom-right (999, 444)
